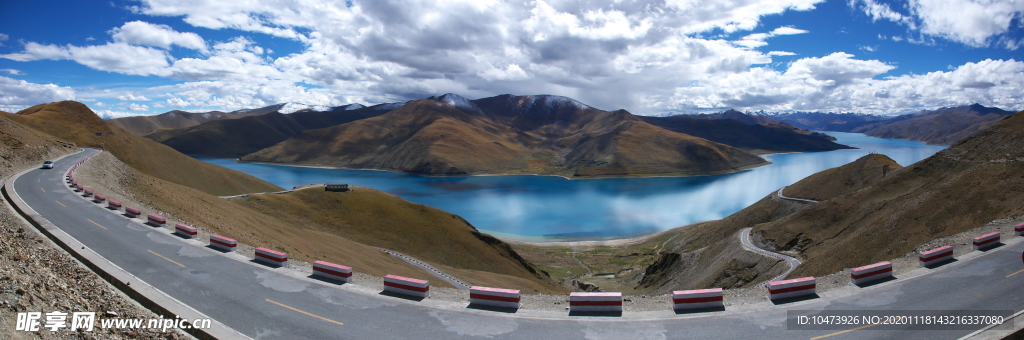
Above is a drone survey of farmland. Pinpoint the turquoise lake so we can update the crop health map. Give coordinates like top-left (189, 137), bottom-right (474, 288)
top-left (198, 132), bottom-right (947, 241)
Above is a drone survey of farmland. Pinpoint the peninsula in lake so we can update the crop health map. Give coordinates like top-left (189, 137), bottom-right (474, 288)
top-left (236, 94), bottom-right (849, 177)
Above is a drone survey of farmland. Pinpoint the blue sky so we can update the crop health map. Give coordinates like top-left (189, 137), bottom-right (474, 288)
top-left (1, 0), bottom-right (1022, 118)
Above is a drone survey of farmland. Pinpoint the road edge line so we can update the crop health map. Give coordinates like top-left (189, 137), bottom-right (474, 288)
top-left (3, 149), bottom-right (251, 340)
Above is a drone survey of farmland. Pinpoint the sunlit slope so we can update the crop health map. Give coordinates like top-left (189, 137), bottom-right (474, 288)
top-left (759, 111), bottom-right (1024, 277)
top-left (2, 101), bottom-right (281, 196)
top-left (638, 153), bottom-right (904, 293)
top-left (242, 97), bottom-right (767, 177)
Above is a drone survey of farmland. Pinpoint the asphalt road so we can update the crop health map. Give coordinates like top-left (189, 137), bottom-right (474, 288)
top-left (10, 149), bottom-right (1024, 340)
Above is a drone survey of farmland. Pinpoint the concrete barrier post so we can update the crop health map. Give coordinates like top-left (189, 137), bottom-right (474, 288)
top-left (919, 246), bottom-right (954, 267)
top-left (74, 185), bottom-right (83, 192)
top-left (108, 200), bottom-right (121, 210)
top-left (383, 275), bottom-right (430, 298)
top-left (125, 206), bottom-right (141, 218)
top-left (972, 232), bottom-right (1000, 250)
top-left (850, 261), bottom-right (893, 285)
top-left (767, 277), bottom-right (816, 300)
top-left (470, 286), bottom-right (521, 309)
top-left (672, 288), bottom-right (724, 310)
top-left (146, 214), bottom-right (167, 226)
top-left (83, 189), bottom-right (93, 197)
top-left (569, 292), bottom-right (622, 312)
top-left (94, 194), bottom-right (105, 203)
top-left (312, 261), bottom-right (353, 283)
top-left (254, 247), bottom-right (288, 267)
top-left (1016, 223), bottom-right (1024, 236)
top-left (174, 223), bottom-right (197, 239)
top-left (209, 234), bottom-right (237, 252)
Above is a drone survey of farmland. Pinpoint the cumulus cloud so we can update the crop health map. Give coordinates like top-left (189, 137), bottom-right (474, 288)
top-left (93, 109), bottom-right (146, 119)
top-left (671, 57), bottom-right (1024, 114)
top-left (0, 69), bottom-right (22, 75)
top-left (110, 21), bottom-right (208, 51)
top-left (1, 42), bottom-right (172, 76)
top-left (0, 76), bottom-right (76, 110)
top-left (849, 0), bottom-right (1023, 49)
top-left (128, 103), bottom-right (150, 111)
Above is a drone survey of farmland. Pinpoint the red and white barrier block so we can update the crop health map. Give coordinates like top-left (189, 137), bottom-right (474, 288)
top-left (851, 261), bottom-right (892, 285)
top-left (312, 261), bottom-right (353, 283)
top-left (125, 206), bottom-right (141, 218)
top-left (383, 275), bottom-right (430, 298)
top-left (83, 189), bottom-right (93, 197)
top-left (919, 246), bottom-right (954, 267)
top-left (209, 234), bottom-right (237, 252)
top-left (973, 232), bottom-right (1001, 250)
top-left (470, 286), bottom-right (521, 309)
top-left (673, 288), bottom-right (724, 310)
top-left (1016, 223), bottom-right (1024, 236)
top-left (569, 292), bottom-right (622, 312)
top-left (175, 223), bottom-right (197, 239)
top-left (93, 194), bottom-right (105, 203)
top-left (74, 185), bottom-right (83, 192)
top-left (146, 214), bottom-right (166, 226)
top-left (254, 247), bottom-right (288, 267)
top-left (767, 277), bottom-right (816, 300)
top-left (108, 200), bottom-right (121, 210)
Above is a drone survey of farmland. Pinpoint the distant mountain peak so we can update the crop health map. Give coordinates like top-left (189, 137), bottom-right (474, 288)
top-left (429, 93), bottom-right (484, 114)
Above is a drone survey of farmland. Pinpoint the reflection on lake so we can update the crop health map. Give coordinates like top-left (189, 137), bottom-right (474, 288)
top-left (199, 132), bottom-right (946, 241)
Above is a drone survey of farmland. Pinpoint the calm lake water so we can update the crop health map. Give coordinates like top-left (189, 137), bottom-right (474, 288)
top-left (198, 132), bottom-right (947, 241)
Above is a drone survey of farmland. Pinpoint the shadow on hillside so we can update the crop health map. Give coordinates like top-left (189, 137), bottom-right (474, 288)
top-left (854, 276), bottom-right (897, 288)
top-left (567, 311), bottom-right (622, 317)
top-left (308, 275), bottom-right (349, 285)
top-left (467, 303), bottom-right (519, 314)
top-left (674, 306), bottom-right (726, 315)
top-left (923, 258), bottom-right (958, 269)
top-left (770, 294), bottom-right (819, 305)
top-left (378, 290), bottom-right (426, 302)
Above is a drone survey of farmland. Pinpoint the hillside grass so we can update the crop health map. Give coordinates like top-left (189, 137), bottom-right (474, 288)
top-left (2, 101), bottom-right (281, 196)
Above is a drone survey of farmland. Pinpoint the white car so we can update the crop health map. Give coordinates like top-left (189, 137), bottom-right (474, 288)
top-left (41, 160), bottom-right (53, 169)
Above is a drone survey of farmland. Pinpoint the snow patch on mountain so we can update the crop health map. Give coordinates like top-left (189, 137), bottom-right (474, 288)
top-left (429, 93), bottom-right (484, 115)
top-left (279, 103), bottom-right (332, 114)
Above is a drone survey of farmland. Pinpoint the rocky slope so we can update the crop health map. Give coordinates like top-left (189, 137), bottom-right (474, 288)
top-left (107, 104), bottom-right (284, 136)
top-left (242, 94), bottom-right (768, 177)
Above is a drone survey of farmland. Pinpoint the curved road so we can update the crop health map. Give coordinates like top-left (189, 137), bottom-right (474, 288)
top-left (740, 228), bottom-right (802, 283)
top-left (8, 149), bottom-right (1024, 339)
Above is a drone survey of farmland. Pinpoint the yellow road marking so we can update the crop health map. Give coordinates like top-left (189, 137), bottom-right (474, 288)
top-left (147, 250), bottom-right (185, 268)
top-left (266, 299), bottom-right (344, 326)
top-left (809, 316), bottom-right (904, 340)
top-left (40, 187), bottom-right (46, 193)
top-left (1007, 268), bottom-right (1024, 278)
top-left (54, 200), bottom-right (65, 207)
top-left (86, 219), bottom-right (108, 230)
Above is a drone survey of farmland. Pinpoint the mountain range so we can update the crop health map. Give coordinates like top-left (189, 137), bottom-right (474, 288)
top-left (240, 94), bottom-right (773, 177)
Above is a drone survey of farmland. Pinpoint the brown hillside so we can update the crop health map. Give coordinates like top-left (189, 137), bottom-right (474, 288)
top-left (854, 104), bottom-right (1014, 145)
top-left (109, 106), bottom-right (275, 136)
top-left (2, 101), bottom-right (281, 196)
top-left (758, 111), bottom-right (1024, 278)
top-left (242, 96), bottom-right (767, 177)
top-left (637, 153), bottom-right (903, 293)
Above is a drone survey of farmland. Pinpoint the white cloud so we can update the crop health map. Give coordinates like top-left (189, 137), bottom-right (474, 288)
top-left (770, 26), bottom-right (809, 35)
top-left (110, 21), bottom-right (208, 51)
top-left (0, 76), bottom-right (76, 111)
top-left (1, 42), bottom-right (172, 76)
top-left (117, 93), bottom-right (150, 101)
top-left (850, 0), bottom-right (1023, 49)
top-left (0, 33), bottom-right (8, 46)
top-left (768, 51), bottom-right (797, 56)
top-left (0, 69), bottom-right (22, 75)
top-left (735, 25), bottom-right (810, 49)
top-left (93, 109), bottom-right (146, 119)
top-left (128, 103), bottom-right (150, 111)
